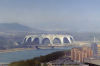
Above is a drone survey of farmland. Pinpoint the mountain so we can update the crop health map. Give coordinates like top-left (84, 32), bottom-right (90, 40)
top-left (0, 23), bottom-right (39, 32)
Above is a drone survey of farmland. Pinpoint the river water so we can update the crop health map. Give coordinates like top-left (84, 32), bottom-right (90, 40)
top-left (0, 47), bottom-right (71, 64)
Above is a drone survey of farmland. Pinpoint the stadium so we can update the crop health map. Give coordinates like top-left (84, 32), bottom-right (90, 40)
top-left (23, 34), bottom-right (74, 45)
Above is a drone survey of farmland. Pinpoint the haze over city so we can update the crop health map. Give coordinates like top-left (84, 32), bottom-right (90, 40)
top-left (0, 0), bottom-right (100, 30)
top-left (1, 0), bottom-right (100, 66)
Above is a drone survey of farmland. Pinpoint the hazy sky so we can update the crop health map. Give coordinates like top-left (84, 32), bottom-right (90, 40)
top-left (0, 0), bottom-right (100, 29)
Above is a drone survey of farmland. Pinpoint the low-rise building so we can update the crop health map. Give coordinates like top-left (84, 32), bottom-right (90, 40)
top-left (84, 58), bottom-right (100, 66)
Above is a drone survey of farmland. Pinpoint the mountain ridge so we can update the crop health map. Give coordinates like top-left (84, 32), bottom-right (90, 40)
top-left (0, 23), bottom-right (39, 32)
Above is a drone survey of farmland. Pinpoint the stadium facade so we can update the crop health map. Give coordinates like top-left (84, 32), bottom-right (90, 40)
top-left (23, 34), bottom-right (74, 45)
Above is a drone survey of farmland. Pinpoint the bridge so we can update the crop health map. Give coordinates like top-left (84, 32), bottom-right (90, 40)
top-left (29, 43), bottom-right (80, 49)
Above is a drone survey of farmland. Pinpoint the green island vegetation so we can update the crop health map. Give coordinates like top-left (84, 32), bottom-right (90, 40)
top-left (8, 49), bottom-right (71, 66)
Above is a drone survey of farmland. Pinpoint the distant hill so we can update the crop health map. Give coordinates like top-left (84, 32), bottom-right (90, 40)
top-left (0, 23), bottom-right (40, 32)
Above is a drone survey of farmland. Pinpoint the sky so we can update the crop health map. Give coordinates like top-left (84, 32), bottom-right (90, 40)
top-left (0, 0), bottom-right (100, 30)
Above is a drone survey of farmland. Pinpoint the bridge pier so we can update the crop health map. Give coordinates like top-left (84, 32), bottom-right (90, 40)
top-left (52, 46), bottom-right (54, 49)
top-left (35, 46), bottom-right (40, 49)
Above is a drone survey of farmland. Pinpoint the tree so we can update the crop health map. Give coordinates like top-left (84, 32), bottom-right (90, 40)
top-left (43, 63), bottom-right (48, 66)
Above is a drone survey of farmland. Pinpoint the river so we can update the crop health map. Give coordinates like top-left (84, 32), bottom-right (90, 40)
top-left (0, 47), bottom-right (71, 64)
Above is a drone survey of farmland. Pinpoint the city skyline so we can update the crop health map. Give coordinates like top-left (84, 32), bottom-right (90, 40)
top-left (0, 0), bottom-right (100, 30)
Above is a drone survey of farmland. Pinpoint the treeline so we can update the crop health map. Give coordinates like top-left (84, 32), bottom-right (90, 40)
top-left (0, 35), bottom-right (25, 49)
top-left (8, 49), bottom-right (71, 66)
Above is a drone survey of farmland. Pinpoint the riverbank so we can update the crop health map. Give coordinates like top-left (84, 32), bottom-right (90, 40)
top-left (0, 47), bottom-right (71, 65)
top-left (9, 49), bottom-right (71, 66)
top-left (0, 47), bottom-right (68, 53)
top-left (0, 48), bottom-right (36, 53)
top-left (0, 63), bottom-right (9, 66)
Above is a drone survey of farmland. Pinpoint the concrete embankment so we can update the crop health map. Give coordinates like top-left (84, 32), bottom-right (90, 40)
top-left (0, 63), bottom-right (9, 66)
top-left (0, 48), bottom-right (36, 53)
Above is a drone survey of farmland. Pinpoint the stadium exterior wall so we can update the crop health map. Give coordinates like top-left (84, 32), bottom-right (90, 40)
top-left (23, 34), bottom-right (74, 45)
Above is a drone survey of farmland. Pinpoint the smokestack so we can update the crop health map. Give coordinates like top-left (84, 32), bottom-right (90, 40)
top-left (94, 37), bottom-right (95, 43)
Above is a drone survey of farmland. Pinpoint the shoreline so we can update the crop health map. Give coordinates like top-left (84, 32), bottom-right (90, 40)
top-left (0, 47), bottom-right (61, 53)
top-left (0, 48), bottom-right (36, 53)
top-left (0, 47), bottom-right (70, 65)
top-left (0, 63), bottom-right (9, 65)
